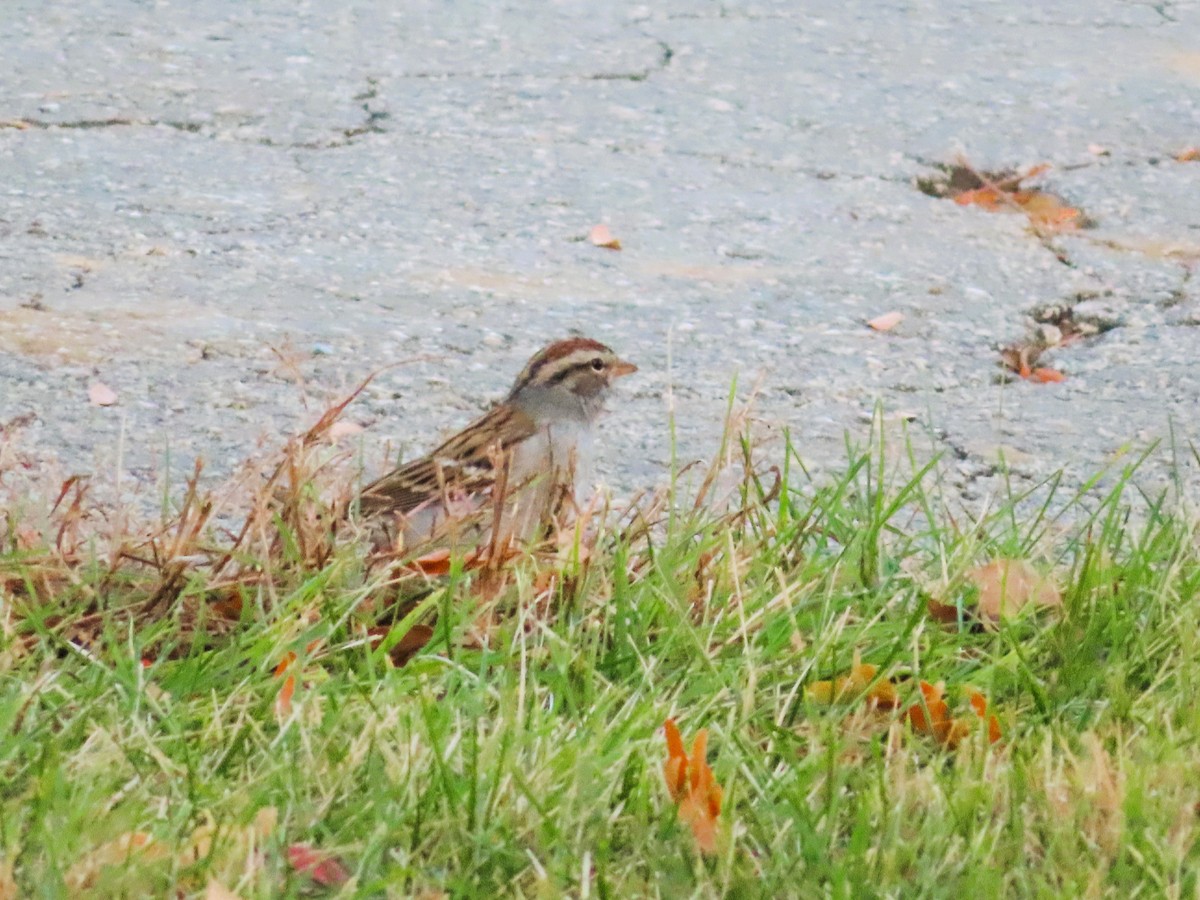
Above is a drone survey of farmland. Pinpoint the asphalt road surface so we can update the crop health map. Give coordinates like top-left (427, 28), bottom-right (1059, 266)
top-left (2, 0), bottom-right (1199, 516)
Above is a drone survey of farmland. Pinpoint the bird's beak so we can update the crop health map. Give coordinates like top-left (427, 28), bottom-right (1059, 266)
top-left (611, 359), bottom-right (638, 378)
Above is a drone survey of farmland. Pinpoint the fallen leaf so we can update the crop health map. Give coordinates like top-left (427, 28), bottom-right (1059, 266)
top-left (866, 311), bottom-right (904, 332)
top-left (274, 651), bottom-right (297, 718)
top-left (88, 381), bottom-right (118, 406)
top-left (906, 680), bottom-right (963, 747)
top-left (999, 342), bottom-right (1042, 378)
top-left (1087, 144), bottom-right (1110, 156)
top-left (1029, 366), bottom-right (1066, 383)
top-left (663, 719), bottom-right (689, 802)
top-left (966, 688), bottom-right (1003, 744)
top-left (287, 844), bottom-right (351, 887)
top-left (406, 548), bottom-right (453, 576)
top-left (946, 163), bottom-right (1082, 233)
top-left (1017, 191), bottom-right (1081, 232)
top-left (926, 597), bottom-right (965, 625)
top-left (328, 420), bottom-right (365, 440)
top-left (1176, 147), bottom-right (1200, 162)
top-left (954, 186), bottom-right (1006, 210)
top-left (276, 674), bottom-right (295, 717)
top-left (368, 623), bottom-right (435, 667)
top-left (806, 661), bottom-right (900, 709)
top-left (588, 223), bottom-right (622, 250)
top-left (662, 719), bottom-right (722, 854)
top-left (968, 558), bottom-right (1061, 623)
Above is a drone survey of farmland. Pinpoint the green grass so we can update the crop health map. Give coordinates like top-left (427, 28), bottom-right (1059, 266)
top-left (3, 417), bottom-right (1200, 898)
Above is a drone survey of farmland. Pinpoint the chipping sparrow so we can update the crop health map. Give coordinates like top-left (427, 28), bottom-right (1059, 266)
top-left (357, 337), bottom-right (637, 549)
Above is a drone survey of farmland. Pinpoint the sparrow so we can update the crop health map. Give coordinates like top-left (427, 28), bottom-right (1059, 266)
top-left (357, 337), bottom-right (637, 549)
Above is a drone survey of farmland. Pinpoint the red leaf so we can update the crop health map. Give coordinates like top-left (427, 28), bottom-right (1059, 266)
top-left (287, 844), bottom-right (350, 887)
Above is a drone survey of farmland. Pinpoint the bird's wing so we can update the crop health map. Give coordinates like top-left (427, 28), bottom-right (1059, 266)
top-left (356, 403), bottom-right (539, 516)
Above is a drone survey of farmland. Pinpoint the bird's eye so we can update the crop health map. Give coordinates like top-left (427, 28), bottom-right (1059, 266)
top-left (590, 358), bottom-right (605, 371)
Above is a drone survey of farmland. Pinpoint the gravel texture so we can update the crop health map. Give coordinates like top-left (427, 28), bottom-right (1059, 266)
top-left (2, 0), bottom-right (1199, 513)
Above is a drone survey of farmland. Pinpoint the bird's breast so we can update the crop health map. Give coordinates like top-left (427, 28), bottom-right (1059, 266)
top-left (510, 420), bottom-right (594, 497)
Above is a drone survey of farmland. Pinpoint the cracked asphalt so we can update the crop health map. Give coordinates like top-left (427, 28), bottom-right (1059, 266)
top-left (2, 0), bottom-right (1199, 514)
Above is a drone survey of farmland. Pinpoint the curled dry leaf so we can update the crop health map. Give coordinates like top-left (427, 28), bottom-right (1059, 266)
top-left (866, 311), bottom-right (904, 332)
top-left (88, 381), bottom-right (118, 406)
top-left (968, 558), bottom-right (1061, 623)
top-left (588, 223), bottom-right (622, 250)
top-left (663, 719), bottom-right (723, 854)
top-left (949, 163), bottom-right (1082, 234)
top-left (1176, 147), bottom-right (1200, 162)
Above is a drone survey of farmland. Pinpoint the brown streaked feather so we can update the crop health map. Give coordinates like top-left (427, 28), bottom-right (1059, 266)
top-left (357, 403), bottom-right (539, 516)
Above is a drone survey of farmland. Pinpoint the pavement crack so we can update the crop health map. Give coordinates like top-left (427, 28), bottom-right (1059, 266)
top-left (2, 117), bottom-right (201, 133)
top-left (342, 76), bottom-right (390, 141)
top-left (587, 36), bottom-right (674, 82)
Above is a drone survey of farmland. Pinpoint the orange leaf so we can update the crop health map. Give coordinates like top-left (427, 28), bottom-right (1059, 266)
top-left (274, 650), bottom-right (300, 718)
top-left (275, 674), bottom-right (295, 718)
top-left (273, 651), bottom-right (297, 678)
top-left (1176, 147), bottom-right (1200, 162)
top-left (966, 689), bottom-right (1003, 744)
top-left (662, 719), bottom-right (688, 802)
top-left (406, 549), bottom-right (453, 576)
top-left (907, 680), bottom-right (957, 745)
top-left (588, 223), bottom-right (622, 250)
top-left (954, 187), bottom-right (1004, 210)
top-left (661, 720), bottom-right (722, 854)
top-left (1029, 366), bottom-right (1065, 383)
